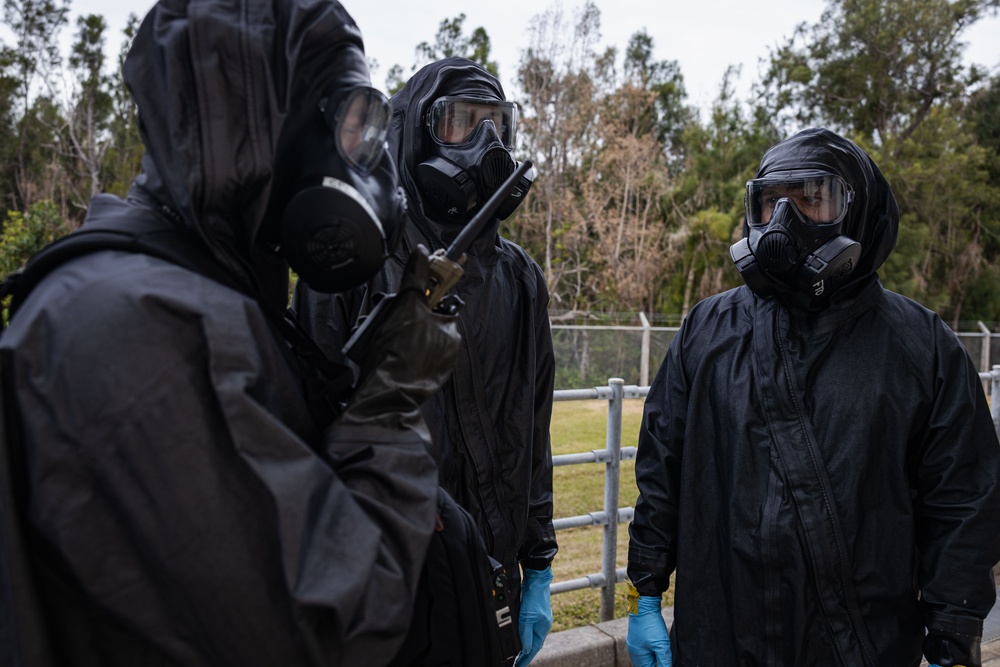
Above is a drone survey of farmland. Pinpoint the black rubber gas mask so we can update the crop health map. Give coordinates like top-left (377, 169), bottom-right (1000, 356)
top-left (416, 96), bottom-right (532, 223)
top-left (730, 169), bottom-right (860, 302)
top-left (279, 86), bottom-right (407, 293)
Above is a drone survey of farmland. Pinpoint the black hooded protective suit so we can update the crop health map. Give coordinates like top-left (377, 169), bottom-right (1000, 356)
top-left (294, 57), bottom-right (558, 601)
top-left (627, 129), bottom-right (1000, 666)
top-left (0, 1), bottom-right (455, 665)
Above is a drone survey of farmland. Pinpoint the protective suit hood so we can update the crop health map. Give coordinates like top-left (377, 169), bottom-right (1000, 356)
top-left (388, 56), bottom-right (506, 250)
top-left (123, 0), bottom-right (373, 305)
top-left (752, 128), bottom-right (899, 306)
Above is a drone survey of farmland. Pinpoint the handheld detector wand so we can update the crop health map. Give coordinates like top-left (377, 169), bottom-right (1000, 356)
top-left (341, 159), bottom-right (534, 364)
top-left (424, 159), bottom-right (534, 311)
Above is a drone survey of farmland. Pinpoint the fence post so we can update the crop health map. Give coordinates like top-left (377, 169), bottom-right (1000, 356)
top-left (979, 322), bottom-right (992, 394)
top-left (993, 366), bottom-right (1000, 442)
top-left (600, 378), bottom-right (624, 622)
top-left (639, 313), bottom-right (651, 387)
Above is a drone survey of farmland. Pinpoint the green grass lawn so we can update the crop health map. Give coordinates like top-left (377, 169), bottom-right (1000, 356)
top-left (548, 397), bottom-right (674, 632)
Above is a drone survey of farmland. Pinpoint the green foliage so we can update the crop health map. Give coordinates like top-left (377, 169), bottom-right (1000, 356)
top-left (0, 1), bottom-right (997, 325)
top-left (101, 13), bottom-right (142, 198)
top-left (0, 198), bottom-right (66, 277)
top-left (650, 70), bottom-right (773, 316)
top-left (758, 0), bottom-right (992, 143)
top-left (863, 97), bottom-right (995, 324)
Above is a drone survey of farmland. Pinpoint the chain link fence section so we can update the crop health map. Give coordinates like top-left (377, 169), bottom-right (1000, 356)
top-left (550, 324), bottom-right (678, 389)
top-left (550, 314), bottom-right (1000, 392)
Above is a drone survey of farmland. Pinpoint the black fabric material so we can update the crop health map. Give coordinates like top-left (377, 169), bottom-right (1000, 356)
top-left (0, 351), bottom-right (57, 667)
top-left (389, 488), bottom-right (513, 667)
top-left (629, 130), bottom-right (1000, 667)
top-left (293, 55), bottom-right (557, 601)
top-left (335, 246), bottom-right (461, 434)
top-left (0, 1), bottom-right (447, 665)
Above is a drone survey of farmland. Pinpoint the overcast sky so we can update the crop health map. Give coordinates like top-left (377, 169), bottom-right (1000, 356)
top-left (49, 0), bottom-right (1000, 116)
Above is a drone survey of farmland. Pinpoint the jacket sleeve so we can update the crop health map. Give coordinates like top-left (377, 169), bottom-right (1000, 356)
top-left (8, 263), bottom-right (438, 667)
top-left (915, 325), bottom-right (1000, 667)
top-left (627, 327), bottom-right (689, 598)
top-left (518, 272), bottom-right (558, 571)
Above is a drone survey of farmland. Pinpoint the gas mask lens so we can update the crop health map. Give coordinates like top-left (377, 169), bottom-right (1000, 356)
top-left (320, 86), bottom-right (391, 173)
top-left (746, 170), bottom-right (853, 226)
top-left (427, 96), bottom-right (518, 149)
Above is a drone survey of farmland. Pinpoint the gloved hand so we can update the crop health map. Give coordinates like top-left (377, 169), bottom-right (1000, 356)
top-left (337, 244), bottom-right (461, 430)
top-left (514, 566), bottom-right (554, 666)
top-left (626, 592), bottom-right (672, 667)
top-left (924, 627), bottom-right (977, 667)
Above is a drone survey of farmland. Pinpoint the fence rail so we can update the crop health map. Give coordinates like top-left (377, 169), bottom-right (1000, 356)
top-left (553, 368), bottom-right (1000, 623)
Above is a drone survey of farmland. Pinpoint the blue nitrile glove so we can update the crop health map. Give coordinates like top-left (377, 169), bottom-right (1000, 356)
top-left (514, 566), bottom-right (554, 666)
top-left (626, 592), bottom-right (672, 667)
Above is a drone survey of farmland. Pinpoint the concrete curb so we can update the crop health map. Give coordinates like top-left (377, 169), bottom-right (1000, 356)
top-left (531, 608), bottom-right (673, 667)
top-left (531, 604), bottom-right (1000, 667)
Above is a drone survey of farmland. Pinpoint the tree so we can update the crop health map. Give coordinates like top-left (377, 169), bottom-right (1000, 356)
top-left (759, 0), bottom-right (997, 145)
top-left (2, 0), bottom-right (69, 209)
top-left (944, 74), bottom-right (1000, 323)
top-left (621, 30), bottom-right (692, 160)
top-left (875, 110), bottom-right (994, 325)
top-left (385, 14), bottom-right (499, 94)
top-left (0, 47), bottom-right (21, 212)
top-left (570, 30), bottom-right (692, 313)
top-left (62, 13), bottom-right (114, 209)
top-left (513, 0), bottom-right (603, 310)
top-left (101, 13), bottom-right (142, 197)
top-left (578, 119), bottom-right (670, 312)
top-left (666, 68), bottom-right (774, 318)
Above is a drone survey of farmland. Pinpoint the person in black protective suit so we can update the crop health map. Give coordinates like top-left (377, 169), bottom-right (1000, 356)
top-left (0, 1), bottom-right (462, 665)
top-left (625, 128), bottom-right (1000, 667)
top-left (293, 56), bottom-right (559, 666)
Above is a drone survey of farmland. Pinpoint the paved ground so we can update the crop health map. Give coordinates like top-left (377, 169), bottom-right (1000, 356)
top-left (978, 586), bottom-right (1000, 666)
top-left (981, 639), bottom-right (1000, 666)
top-left (535, 588), bottom-right (1000, 667)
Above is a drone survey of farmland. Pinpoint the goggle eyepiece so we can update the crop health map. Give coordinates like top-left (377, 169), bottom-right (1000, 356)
top-left (320, 86), bottom-right (391, 174)
top-left (426, 96), bottom-right (518, 149)
top-left (745, 170), bottom-right (854, 227)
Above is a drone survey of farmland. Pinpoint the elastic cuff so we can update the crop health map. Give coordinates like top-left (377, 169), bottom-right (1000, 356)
top-left (521, 557), bottom-right (552, 572)
top-left (635, 595), bottom-right (663, 615)
top-left (522, 566), bottom-right (554, 584)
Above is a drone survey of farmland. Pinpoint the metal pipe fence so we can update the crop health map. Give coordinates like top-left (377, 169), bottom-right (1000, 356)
top-left (549, 378), bottom-right (646, 622)
top-left (553, 368), bottom-right (1000, 624)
